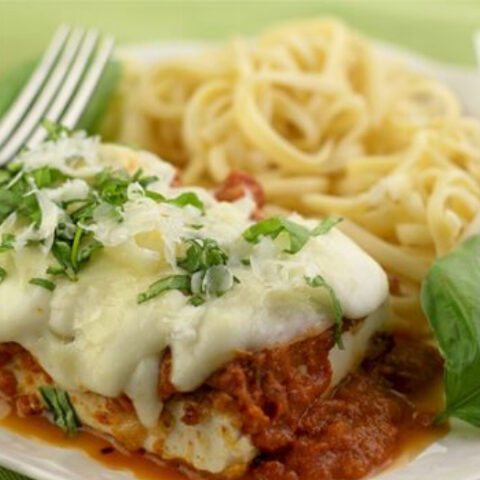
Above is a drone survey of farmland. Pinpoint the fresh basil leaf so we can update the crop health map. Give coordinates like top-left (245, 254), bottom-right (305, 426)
top-left (306, 275), bottom-right (344, 348)
top-left (52, 240), bottom-right (76, 281)
top-left (47, 265), bottom-right (67, 276)
top-left (0, 233), bottom-right (15, 253)
top-left (94, 169), bottom-right (130, 207)
top-left (421, 234), bottom-right (480, 426)
top-left (137, 274), bottom-right (191, 304)
top-left (167, 192), bottom-right (204, 212)
top-left (244, 216), bottom-right (341, 255)
top-left (189, 294), bottom-right (206, 306)
top-left (243, 217), bottom-right (311, 254)
top-left (29, 277), bottom-right (56, 292)
top-left (0, 170), bottom-right (11, 186)
top-left (70, 226), bottom-right (83, 270)
top-left (69, 200), bottom-right (97, 223)
top-left (77, 239), bottom-right (103, 266)
top-left (311, 216), bottom-right (343, 236)
top-left (138, 175), bottom-right (159, 188)
top-left (42, 120), bottom-right (73, 142)
top-left (19, 192), bottom-right (42, 226)
top-left (0, 266), bottom-right (6, 284)
top-left (39, 386), bottom-right (80, 436)
top-left (145, 190), bottom-right (166, 202)
top-left (55, 221), bottom-right (77, 241)
top-left (177, 238), bottom-right (228, 274)
top-left (0, 189), bottom-right (21, 223)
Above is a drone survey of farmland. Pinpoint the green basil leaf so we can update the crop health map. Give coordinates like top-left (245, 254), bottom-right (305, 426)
top-left (311, 216), bottom-right (343, 236)
top-left (52, 240), bottom-right (76, 281)
top-left (244, 216), bottom-right (342, 255)
top-left (77, 239), bottom-right (103, 267)
top-left (306, 275), bottom-right (344, 348)
top-left (243, 217), bottom-right (311, 254)
top-left (47, 265), bottom-right (67, 276)
top-left (39, 386), bottom-right (80, 436)
top-left (42, 120), bottom-right (73, 142)
top-left (0, 233), bottom-right (15, 253)
top-left (29, 277), bottom-right (56, 292)
top-left (0, 266), bottom-right (6, 284)
top-left (421, 234), bottom-right (480, 426)
top-left (70, 226), bottom-right (83, 270)
top-left (177, 238), bottom-right (228, 274)
top-left (189, 294), bottom-right (206, 306)
top-left (137, 274), bottom-right (191, 304)
top-left (0, 189), bottom-right (21, 223)
top-left (0, 170), bottom-right (12, 186)
top-left (145, 190), bottom-right (166, 203)
top-left (167, 192), bottom-right (204, 212)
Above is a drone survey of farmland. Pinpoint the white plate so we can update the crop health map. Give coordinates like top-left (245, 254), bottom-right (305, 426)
top-left (1, 40), bottom-right (480, 480)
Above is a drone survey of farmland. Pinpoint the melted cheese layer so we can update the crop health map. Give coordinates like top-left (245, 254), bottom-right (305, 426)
top-left (0, 137), bottom-right (389, 428)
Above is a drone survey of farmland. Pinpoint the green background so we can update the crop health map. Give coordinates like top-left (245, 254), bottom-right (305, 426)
top-left (1, 0), bottom-right (480, 77)
top-left (0, 1), bottom-right (479, 479)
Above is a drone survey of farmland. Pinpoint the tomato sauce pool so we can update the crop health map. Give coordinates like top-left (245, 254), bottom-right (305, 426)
top-left (0, 336), bottom-right (448, 480)
top-left (0, 373), bottom-right (447, 480)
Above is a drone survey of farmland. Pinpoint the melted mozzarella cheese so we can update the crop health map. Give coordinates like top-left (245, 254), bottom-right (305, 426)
top-left (0, 137), bottom-right (389, 428)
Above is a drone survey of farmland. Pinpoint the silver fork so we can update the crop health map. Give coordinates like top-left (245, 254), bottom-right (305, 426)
top-left (0, 25), bottom-right (115, 165)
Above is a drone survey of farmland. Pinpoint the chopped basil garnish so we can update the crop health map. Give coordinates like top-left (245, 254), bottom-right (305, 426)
top-left (46, 265), bottom-right (67, 276)
top-left (189, 294), bottom-right (206, 306)
top-left (0, 266), bottom-right (6, 284)
top-left (138, 238), bottom-right (235, 305)
top-left (243, 216), bottom-right (342, 254)
top-left (70, 226), bottom-right (83, 271)
top-left (0, 170), bottom-right (11, 186)
top-left (146, 190), bottom-right (204, 212)
top-left (30, 166), bottom-right (66, 189)
top-left (29, 277), bottom-right (56, 292)
top-left (77, 239), bottom-right (103, 266)
top-left (42, 119), bottom-right (73, 141)
top-left (145, 190), bottom-right (166, 202)
top-left (137, 274), bottom-right (191, 304)
top-left (167, 192), bottom-right (204, 212)
top-left (0, 233), bottom-right (15, 253)
top-left (243, 217), bottom-right (310, 254)
top-left (39, 386), bottom-right (80, 436)
top-left (311, 216), bottom-right (343, 236)
top-left (306, 275), bottom-right (344, 348)
top-left (51, 240), bottom-right (77, 280)
top-left (177, 238), bottom-right (228, 274)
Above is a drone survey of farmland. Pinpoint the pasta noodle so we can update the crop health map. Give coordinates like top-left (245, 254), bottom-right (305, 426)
top-left (107, 18), bottom-right (480, 334)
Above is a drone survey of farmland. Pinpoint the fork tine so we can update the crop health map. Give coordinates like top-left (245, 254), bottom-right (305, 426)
top-left (60, 35), bottom-right (115, 129)
top-left (0, 27), bottom-right (85, 164)
top-left (0, 25), bottom-right (71, 148)
top-left (27, 29), bottom-right (100, 148)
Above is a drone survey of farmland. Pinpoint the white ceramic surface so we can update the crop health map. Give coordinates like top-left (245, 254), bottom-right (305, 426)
top-left (1, 40), bottom-right (480, 480)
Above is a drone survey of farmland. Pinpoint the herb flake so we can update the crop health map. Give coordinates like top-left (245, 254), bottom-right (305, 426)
top-left (39, 386), bottom-right (80, 436)
top-left (29, 277), bottom-right (56, 292)
top-left (306, 275), bottom-right (344, 348)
